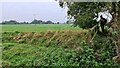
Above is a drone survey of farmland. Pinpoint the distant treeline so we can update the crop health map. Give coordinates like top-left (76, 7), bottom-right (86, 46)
top-left (1, 19), bottom-right (62, 24)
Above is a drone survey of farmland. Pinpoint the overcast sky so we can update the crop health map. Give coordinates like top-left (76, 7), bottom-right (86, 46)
top-left (1, 1), bottom-right (68, 23)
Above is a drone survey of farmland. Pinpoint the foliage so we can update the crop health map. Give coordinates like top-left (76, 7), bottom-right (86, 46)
top-left (31, 20), bottom-right (54, 24)
top-left (2, 43), bottom-right (78, 66)
top-left (59, 2), bottom-right (120, 29)
top-left (2, 31), bottom-right (120, 67)
top-left (1, 19), bottom-right (55, 24)
top-left (2, 20), bottom-right (19, 24)
top-left (59, 2), bottom-right (120, 63)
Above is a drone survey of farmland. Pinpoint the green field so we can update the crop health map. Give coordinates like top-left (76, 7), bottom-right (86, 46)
top-left (1, 24), bottom-right (80, 32)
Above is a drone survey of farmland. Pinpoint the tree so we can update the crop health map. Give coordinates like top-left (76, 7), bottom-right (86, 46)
top-left (59, 1), bottom-right (120, 62)
top-left (2, 20), bottom-right (18, 24)
top-left (31, 19), bottom-right (43, 24)
top-left (45, 21), bottom-right (54, 24)
top-left (59, 2), bottom-right (115, 28)
top-left (57, 22), bottom-right (60, 24)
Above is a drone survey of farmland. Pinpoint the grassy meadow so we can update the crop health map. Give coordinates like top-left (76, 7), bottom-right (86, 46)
top-left (1, 24), bottom-right (80, 32)
top-left (1, 24), bottom-right (120, 67)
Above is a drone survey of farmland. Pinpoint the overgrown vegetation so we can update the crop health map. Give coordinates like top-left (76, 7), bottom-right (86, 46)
top-left (2, 31), bottom-right (120, 67)
top-left (59, 1), bottom-right (120, 63)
